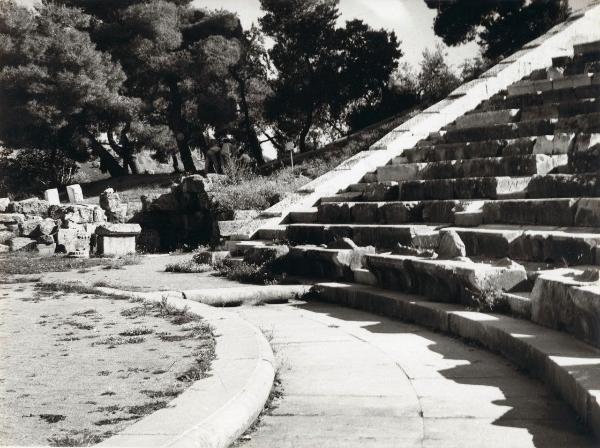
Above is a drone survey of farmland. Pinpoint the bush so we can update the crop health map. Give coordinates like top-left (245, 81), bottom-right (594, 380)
top-left (214, 259), bottom-right (280, 285)
top-left (466, 287), bottom-right (509, 313)
top-left (0, 149), bottom-right (79, 199)
top-left (165, 259), bottom-right (213, 273)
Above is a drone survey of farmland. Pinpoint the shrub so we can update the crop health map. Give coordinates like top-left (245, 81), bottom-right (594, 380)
top-left (165, 260), bottom-right (213, 273)
top-left (466, 287), bottom-right (509, 313)
top-left (214, 259), bottom-right (279, 285)
top-left (0, 149), bottom-right (79, 199)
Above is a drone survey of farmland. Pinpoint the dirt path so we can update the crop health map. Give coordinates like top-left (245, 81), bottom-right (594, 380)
top-left (0, 283), bottom-right (214, 446)
top-left (37, 254), bottom-right (240, 292)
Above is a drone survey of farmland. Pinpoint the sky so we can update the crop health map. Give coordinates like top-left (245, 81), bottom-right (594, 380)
top-left (15, 0), bottom-right (479, 68)
top-left (193, 0), bottom-right (479, 68)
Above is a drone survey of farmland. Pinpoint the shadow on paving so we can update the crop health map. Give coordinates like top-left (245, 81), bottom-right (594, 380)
top-left (292, 300), bottom-right (597, 448)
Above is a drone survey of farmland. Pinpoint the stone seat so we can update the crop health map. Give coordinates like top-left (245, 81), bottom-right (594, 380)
top-left (404, 133), bottom-right (575, 163)
top-left (434, 118), bottom-right (557, 144)
top-left (480, 84), bottom-right (600, 112)
top-left (286, 222), bottom-right (600, 265)
top-left (339, 174), bottom-right (600, 203)
top-left (303, 197), bottom-right (600, 227)
top-left (363, 253), bottom-right (528, 304)
top-left (377, 154), bottom-right (567, 182)
top-left (530, 268), bottom-right (600, 348)
top-left (286, 223), bottom-right (442, 250)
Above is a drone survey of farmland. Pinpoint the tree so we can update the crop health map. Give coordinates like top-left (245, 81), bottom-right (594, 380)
top-left (229, 26), bottom-right (272, 165)
top-left (424, 0), bottom-right (570, 60)
top-left (259, 0), bottom-right (401, 152)
top-left (417, 46), bottom-right (460, 105)
top-left (0, 1), bottom-right (137, 177)
top-left (58, 0), bottom-right (245, 173)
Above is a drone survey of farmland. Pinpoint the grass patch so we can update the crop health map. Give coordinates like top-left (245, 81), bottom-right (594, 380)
top-left (48, 430), bottom-right (106, 447)
top-left (0, 276), bottom-right (41, 284)
top-left (214, 259), bottom-right (281, 285)
top-left (165, 260), bottom-right (213, 273)
top-left (118, 327), bottom-right (153, 337)
top-left (0, 253), bottom-right (140, 276)
top-left (92, 336), bottom-right (146, 347)
top-left (35, 282), bottom-right (131, 301)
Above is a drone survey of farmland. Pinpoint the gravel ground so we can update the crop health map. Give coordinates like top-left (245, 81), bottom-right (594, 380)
top-left (0, 282), bottom-right (215, 446)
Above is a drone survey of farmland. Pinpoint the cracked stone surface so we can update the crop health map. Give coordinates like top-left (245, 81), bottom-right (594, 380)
top-left (234, 300), bottom-right (595, 448)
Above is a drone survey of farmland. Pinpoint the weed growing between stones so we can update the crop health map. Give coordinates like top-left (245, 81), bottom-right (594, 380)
top-left (48, 430), bottom-right (107, 447)
top-left (466, 287), bottom-right (510, 313)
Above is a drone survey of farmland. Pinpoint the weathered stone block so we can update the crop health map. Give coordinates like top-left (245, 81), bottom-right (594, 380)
top-left (96, 235), bottom-right (136, 256)
top-left (44, 188), bottom-right (60, 205)
top-left (66, 184), bottom-right (84, 203)
top-left (9, 237), bottom-right (36, 252)
top-left (575, 198), bottom-right (600, 227)
top-left (95, 223), bottom-right (141, 236)
top-left (19, 216), bottom-right (43, 237)
top-left (0, 230), bottom-right (15, 244)
top-left (0, 213), bottom-right (25, 225)
top-left (35, 242), bottom-right (56, 256)
top-left (438, 230), bottom-right (467, 259)
top-left (454, 211), bottom-right (483, 227)
top-left (0, 244), bottom-right (8, 253)
top-left (531, 270), bottom-right (600, 348)
top-left (380, 202), bottom-right (421, 223)
top-left (100, 188), bottom-right (127, 223)
top-left (8, 198), bottom-right (51, 216)
top-left (0, 198), bottom-right (9, 212)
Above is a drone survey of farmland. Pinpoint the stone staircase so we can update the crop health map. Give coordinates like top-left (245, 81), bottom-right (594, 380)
top-left (221, 38), bottom-right (600, 438)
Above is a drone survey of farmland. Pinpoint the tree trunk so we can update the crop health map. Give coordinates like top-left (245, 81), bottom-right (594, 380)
top-left (88, 136), bottom-right (127, 177)
top-left (233, 71), bottom-right (265, 165)
top-left (298, 110), bottom-right (313, 153)
top-left (166, 80), bottom-right (196, 173)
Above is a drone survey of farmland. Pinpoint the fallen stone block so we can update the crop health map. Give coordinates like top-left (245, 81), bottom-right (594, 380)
top-left (19, 216), bottom-right (43, 237)
top-left (34, 218), bottom-right (58, 237)
top-left (9, 237), bottom-right (36, 252)
top-left (438, 229), bottom-right (466, 259)
top-left (0, 230), bottom-right (15, 244)
top-left (44, 188), bottom-right (60, 205)
top-left (95, 223), bottom-right (141, 257)
top-left (35, 242), bottom-right (56, 256)
top-left (531, 269), bottom-right (600, 348)
top-left (66, 184), bottom-right (84, 203)
top-left (192, 250), bottom-right (230, 265)
top-left (8, 198), bottom-right (51, 216)
top-left (0, 198), bottom-right (9, 212)
top-left (100, 188), bottom-right (127, 223)
top-left (365, 254), bottom-right (527, 305)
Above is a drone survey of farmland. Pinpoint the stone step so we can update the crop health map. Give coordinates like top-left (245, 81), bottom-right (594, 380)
top-left (405, 134), bottom-right (575, 163)
top-left (453, 226), bottom-right (600, 265)
top-left (255, 225), bottom-right (287, 241)
top-left (312, 198), bottom-right (600, 227)
top-left (519, 98), bottom-right (600, 121)
top-left (378, 154), bottom-right (567, 182)
top-left (288, 208), bottom-right (318, 224)
top-left (287, 223), bottom-right (442, 250)
top-left (286, 223), bottom-right (600, 265)
top-left (441, 118), bottom-right (557, 144)
top-left (342, 174), bottom-right (600, 203)
top-left (482, 84), bottom-right (600, 112)
top-left (313, 282), bottom-right (600, 439)
top-left (398, 174), bottom-right (600, 201)
top-left (530, 268), bottom-right (600, 348)
top-left (507, 73), bottom-right (596, 97)
top-left (364, 253), bottom-right (527, 304)
top-left (453, 108), bottom-right (521, 129)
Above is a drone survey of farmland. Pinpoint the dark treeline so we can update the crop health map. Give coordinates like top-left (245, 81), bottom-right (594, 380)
top-left (0, 0), bottom-right (569, 182)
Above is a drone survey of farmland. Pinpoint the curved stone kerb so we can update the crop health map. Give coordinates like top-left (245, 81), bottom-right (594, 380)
top-left (97, 289), bottom-right (275, 448)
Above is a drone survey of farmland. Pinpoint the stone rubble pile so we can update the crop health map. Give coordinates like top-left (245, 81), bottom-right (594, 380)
top-left (0, 184), bottom-right (140, 257)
